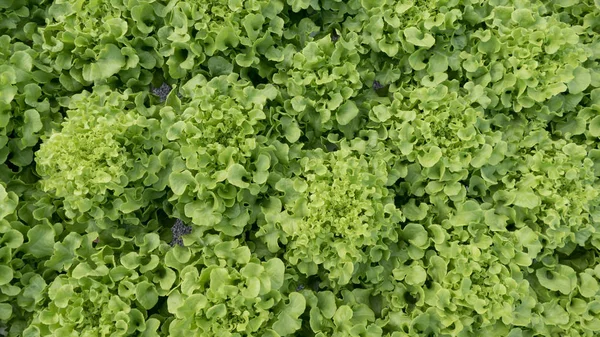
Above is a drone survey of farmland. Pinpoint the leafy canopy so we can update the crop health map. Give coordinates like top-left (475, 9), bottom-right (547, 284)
top-left (1, 0), bottom-right (600, 337)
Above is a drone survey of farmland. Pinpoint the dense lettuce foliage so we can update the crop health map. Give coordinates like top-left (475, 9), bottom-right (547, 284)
top-left (1, 0), bottom-right (600, 336)
top-left (36, 87), bottom-right (171, 230)
top-left (258, 146), bottom-right (402, 286)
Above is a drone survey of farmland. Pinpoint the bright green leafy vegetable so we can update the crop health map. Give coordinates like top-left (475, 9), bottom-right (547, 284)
top-left (1, 0), bottom-right (600, 336)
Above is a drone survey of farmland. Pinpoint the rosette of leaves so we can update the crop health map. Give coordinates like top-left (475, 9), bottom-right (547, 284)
top-left (162, 74), bottom-right (280, 236)
top-left (0, 244), bottom-right (49, 337)
top-left (349, 0), bottom-right (597, 119)
top-left (388, 82), bottom-right (498, 170)
top-left (257, 144), bottom-right (403, 286)
top-left (272, 34), bottom-right (364, 138)
top-left (300, 288), bottom-right (384, 337)
top-left (0, 35), bottom-right (66, 177)
top-left (0, 184), bottom-right (22, 330)
top-left (0, 182), bottom-right (70, 337)
top-left (366, 82), bottom-right (502, 215)
top-left (357, 204), bottom-right (544, 335)
top-left (365, 124), bottom-right (598, 336)
top-left (354, 0), bottom-right (468, 57)
top-left (24, 232), bottom-right (172, 337)
top-left (167, 238), bottom-right (305, 337)
top-left (157, 0), bottom-right (286, 80)
top-left (461, 4), bottom-right (593, 115)
top-left (543, 0), bottom-right (600, 32)
top-left (527, 262), bottom-right (600, 335)
top-left (35, 87), bottom-right (173, 231)
top-left (551, 88), bottom-right (600, 144)
top-left (0, 0), bottom-right (49, 40)
top-left (38, 0), bottom-right (166, 89)
top-left (480, 115), bottom-right (600, 251)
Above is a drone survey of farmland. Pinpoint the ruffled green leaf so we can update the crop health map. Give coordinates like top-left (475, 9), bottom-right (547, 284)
top-left (336, 101), bottom-right (359, 126)
top-left (136, 281), bottom-right (159, 310)
top-left (536, 266), bottom-right (577, 295)
top-left (227, 163), bottom-right (250, 188)
top-left (589, 116), bottom-right (600, 137)
top-left (417, 146), bottom-right (442, 168)
top-left (404, 27), bottom-right (435, 48)
top-left (579, 273), bottom-right (599, 298)
top-left (272, 293), bottom-right (305, 335)
top-left (169, 170), bottom-right (196, 195)
top-left (82, 44), bottom-right (126, 81)
top-left (568, 67), bottom-right (591, 94)
top-left (24, 225), bottom-right (55, 258)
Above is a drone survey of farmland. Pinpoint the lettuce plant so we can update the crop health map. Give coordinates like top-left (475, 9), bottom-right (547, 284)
top-left (24, 233), bottom-right (169, 337)
top-left (0, 0), bottom-right (49, 40)
top-left (1, 0), bottom-right (600, 336)
top-left (0, 183), bottom-right (62, 337)
top-left (162, 74), bottom-right (279, 236)
top-left (273, 34), bottom-right (363, 135)
top-left (0, 35), bottom-right (65, 176)
top-left (257, 144), bottom-right (403, 286)
top-left (39, 0), bottom-right (166, 89)
top-left (302, 288), bottom-right (383, 337)
top-left (35, 86), bottom-right (172, 230)
top-left (157, 0), bottom-right (286, 80)
top-left (166, 237), bottom-right (305, 336)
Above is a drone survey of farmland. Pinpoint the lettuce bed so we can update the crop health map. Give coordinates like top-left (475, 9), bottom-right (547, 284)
top-left (1, 0), bottom-right (600, 336)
